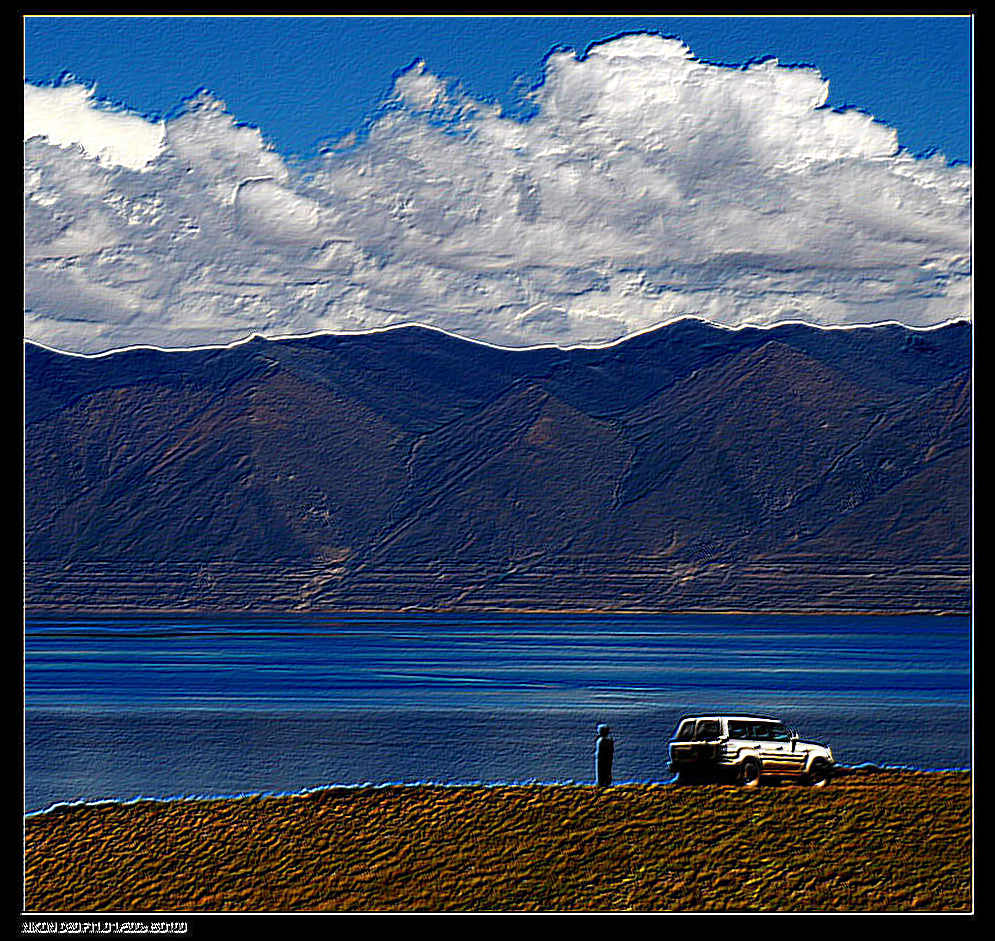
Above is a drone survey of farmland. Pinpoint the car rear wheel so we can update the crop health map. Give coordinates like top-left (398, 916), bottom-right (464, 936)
top-left (739, 757), bottom-right (761, 787)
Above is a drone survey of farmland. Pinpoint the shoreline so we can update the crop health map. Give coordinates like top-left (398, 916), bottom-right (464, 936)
top-left (22, 764), bottom-right (973, 819)
top-left (23, 765), bottom-right (972, 820)
top-left (25, 558), bottom-right (971, 618)
top-left (24, 770), bottom-right (972, 912)
top-left (25, 605), bottom-right (971, 617)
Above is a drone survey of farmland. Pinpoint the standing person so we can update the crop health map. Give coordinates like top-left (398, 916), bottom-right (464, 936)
top-left (596, 724), bottom-right (614, 787)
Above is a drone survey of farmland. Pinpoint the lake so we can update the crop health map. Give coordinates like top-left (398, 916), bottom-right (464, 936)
top-left (24, 613), bottom-right (971, 813)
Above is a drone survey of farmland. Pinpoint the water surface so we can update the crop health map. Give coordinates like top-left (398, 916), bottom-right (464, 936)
top-left (25, 613), bottom-right (970, 812)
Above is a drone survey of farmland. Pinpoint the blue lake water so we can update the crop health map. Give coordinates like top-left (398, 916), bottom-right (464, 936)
top-left (24, 613), bottom-right (971, 813)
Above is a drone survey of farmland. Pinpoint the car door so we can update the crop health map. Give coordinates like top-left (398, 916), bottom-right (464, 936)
top-left (763, 722), bottom-right (806, 774)
top-left (751, 722), bottom-right (777, 768)
top-left (726, 720), bottom-right (754, 764)
top-left (693, 718), bottom-right (722, 762)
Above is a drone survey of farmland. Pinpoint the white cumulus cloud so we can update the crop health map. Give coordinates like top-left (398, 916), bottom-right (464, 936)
top-left (23, 36), bottom-right (971, 354)
top-left (24, 80), bottom-right (165, 171)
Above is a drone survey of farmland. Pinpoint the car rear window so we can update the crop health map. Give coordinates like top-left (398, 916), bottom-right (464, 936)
top-left (674, 720), bottom-right (696, 741)
top-left (695, 720), bottom-right (720, 739)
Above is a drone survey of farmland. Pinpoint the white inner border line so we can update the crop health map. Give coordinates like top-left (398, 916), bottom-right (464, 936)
top-left (23, 314), bottom-right (972, 361)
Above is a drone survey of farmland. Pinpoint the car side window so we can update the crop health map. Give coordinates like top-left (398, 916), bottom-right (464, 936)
top-left (752, 723), bottom-right (773, 741)
top-left (695, 720), bottom-right (720, 739)
top-left (770, 724), bottom-right (791, 742)
top-left (728, 722), bottom-right (751, 739)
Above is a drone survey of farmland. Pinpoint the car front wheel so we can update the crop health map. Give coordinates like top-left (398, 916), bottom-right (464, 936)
top-left (806, 759), bottom-right (832, 787)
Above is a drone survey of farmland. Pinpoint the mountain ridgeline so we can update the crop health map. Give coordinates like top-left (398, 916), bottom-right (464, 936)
top-left (25, 319), bottom-right (971, 613)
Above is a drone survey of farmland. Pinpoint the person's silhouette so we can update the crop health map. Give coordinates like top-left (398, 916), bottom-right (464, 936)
top-left (596, 724), bottom-right (614, 786)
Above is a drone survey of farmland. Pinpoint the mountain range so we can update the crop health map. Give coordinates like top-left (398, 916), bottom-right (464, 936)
top-left (24, 318), bottom-right (971, 613)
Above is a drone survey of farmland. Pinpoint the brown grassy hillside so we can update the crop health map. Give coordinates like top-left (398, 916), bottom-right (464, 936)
top-left (24, 771), bottom-right (971, 913)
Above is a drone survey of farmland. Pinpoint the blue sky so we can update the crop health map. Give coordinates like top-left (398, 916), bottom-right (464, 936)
top-left (24, 16), bottom-right (972, 353)
top-left (25, 15), bottom-right (972, 164)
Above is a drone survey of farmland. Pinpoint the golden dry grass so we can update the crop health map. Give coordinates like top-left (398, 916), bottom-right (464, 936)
top-left (24, 771), bottom-right (971, 913)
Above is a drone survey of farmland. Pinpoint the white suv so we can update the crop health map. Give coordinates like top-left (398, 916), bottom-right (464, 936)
top-left (668, 714), bottom-right (835, 786)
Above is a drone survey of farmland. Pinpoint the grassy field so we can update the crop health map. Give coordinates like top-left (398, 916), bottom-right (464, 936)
top-left (24, 770), bottom-right (971, 913)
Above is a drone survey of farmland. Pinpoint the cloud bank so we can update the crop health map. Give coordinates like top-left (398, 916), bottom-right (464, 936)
top-left (24, 34), bottom-right (971, 354)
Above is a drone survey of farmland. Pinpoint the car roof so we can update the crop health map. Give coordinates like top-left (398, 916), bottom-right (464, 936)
top-left (678, 714), bottom-right (782, 722)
